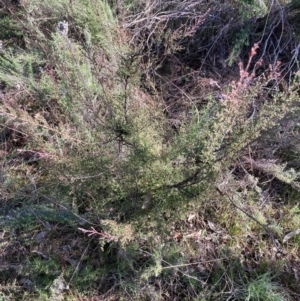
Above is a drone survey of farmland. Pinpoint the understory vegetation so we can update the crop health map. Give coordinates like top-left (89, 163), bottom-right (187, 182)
top-left (1, 0), bottom-right (300, 300)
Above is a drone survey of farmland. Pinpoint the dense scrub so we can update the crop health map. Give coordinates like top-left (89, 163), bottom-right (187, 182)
top-left (1, 0), bottom-right (300, 300)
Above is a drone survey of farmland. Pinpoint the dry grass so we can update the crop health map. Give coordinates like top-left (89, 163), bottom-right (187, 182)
top-left (1, 0), bottom-right (300, 300)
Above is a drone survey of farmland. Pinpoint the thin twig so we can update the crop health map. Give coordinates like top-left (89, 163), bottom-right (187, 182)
top-left (67, 242), bottom-right (90, 287)
top-left (216, 186), bottom-right (277, 248)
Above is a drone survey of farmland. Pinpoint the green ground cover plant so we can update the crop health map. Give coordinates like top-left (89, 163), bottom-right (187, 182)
top-left (1, 0), bottom-right (300, 300)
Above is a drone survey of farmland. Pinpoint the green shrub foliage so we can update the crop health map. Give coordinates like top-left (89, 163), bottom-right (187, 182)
top-left (1, 0), bottom-right (300, 300)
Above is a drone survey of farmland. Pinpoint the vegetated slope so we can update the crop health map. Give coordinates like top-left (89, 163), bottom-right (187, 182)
top-left (0, 0), bottom-right (300, 300)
